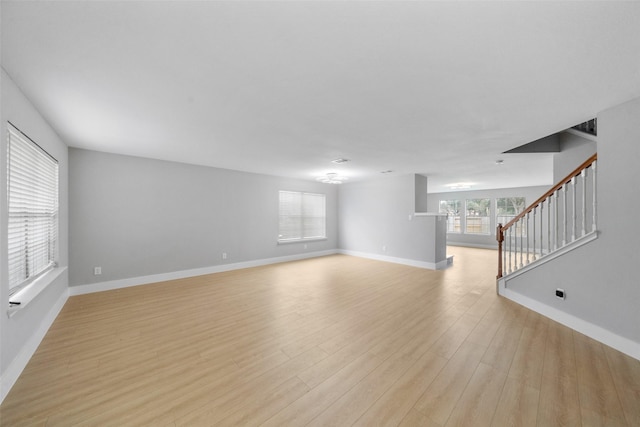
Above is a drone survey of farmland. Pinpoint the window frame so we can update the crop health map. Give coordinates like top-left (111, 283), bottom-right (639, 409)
top-left (6, 123), bottom-right (60, 296)
top-left (278, 190), bottom-right (327, 243)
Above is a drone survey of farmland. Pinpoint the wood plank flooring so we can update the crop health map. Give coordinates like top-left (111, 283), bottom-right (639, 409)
top-left (1, 247), bottom-right (639, 426)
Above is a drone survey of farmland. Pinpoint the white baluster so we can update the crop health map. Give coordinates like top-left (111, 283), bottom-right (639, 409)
top-left (562, 185), bottom-right (567, 246)
top-left (519, 218), bottom-right (524, 269)
top-left (532, 207), bottom-right (536, 261)
top-left (554, 191), bottom-right (559, 250)
top-left (547, 195), bottom-right (551, 255)
top-left (526, 212), bottom-right (530, 265)
top-left (540, 201), bottom-right (551, 258)
top-left (571, 176), bottom-right (577, 242)
top-left (581, 168), bottom-right (587, 237)
top-left (592, 160), bottom-right (597, 232)
top-left (507, 228), bottom-right (511, 274)
top-left (503, 231), bottom-right (507, 274)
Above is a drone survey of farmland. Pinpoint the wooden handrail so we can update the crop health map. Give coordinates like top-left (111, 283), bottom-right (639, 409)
top-left (501, 153), bottom-right (597, 230)
top-left (496, 152), bottom-right (597, 279)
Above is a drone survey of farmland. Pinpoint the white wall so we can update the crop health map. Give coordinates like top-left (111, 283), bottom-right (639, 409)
top-left (338, 173), bottom-right (447, 268)
top-left (69, 148), bottom-right (338, 287)
top-left (0, 69), bottom-right (69, 397)
top-left (554, 131), bottom-right (597, 182)
top-left (501, 96), bottom-right (640, 359)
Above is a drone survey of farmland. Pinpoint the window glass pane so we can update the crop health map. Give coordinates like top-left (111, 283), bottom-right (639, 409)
top-left (439, 200), bottom-right (461, 233)
top-left (465, 198), bottom-right (491, 234)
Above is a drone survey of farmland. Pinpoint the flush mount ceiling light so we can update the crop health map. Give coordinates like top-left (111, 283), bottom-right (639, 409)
top-left (380, 170), bottom-right (394, 174)
top-left (446, 182), bottom-right (473, 190)
top-left (316, 173), bottom-right (348, 184)
top-left (331, 158), bottom-right (350, 164)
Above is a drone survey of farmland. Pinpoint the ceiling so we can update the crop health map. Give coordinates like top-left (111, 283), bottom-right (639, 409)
top-left (2, 1), bottom-right (640, 193)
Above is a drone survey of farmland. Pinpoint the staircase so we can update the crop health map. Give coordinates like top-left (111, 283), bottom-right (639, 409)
top-left (496, 153), bottom-right (598, 281)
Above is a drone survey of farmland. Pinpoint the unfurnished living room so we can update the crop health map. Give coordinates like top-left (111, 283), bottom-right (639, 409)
top-left (1, 1), bottom-right (640, 426)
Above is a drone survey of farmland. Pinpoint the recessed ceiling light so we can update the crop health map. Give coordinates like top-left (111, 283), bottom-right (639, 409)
top-left (495, 159), bottom-right (504, 165)
top-left (380, 170), bottom-right (394, 174)
top-left (331, 158), bottom-right (350, 164)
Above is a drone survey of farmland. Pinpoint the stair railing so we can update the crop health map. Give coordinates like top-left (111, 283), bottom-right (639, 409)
top-left (497, 153), bottom-right (597, 279)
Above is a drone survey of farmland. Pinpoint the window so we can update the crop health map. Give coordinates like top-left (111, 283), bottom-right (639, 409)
top-left (465, 198), bottom-right (491, 234)
top-left (439, 200), bottom-right (461, 233)
top-left (497, 197), bottom-right (526, 235)
top-left (7, 124), bottom-right (59, 295)
top-left (278, 191), bottom-right (326, 242)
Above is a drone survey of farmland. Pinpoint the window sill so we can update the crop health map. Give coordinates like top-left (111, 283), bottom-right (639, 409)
top-left (277, 238), bottom-right (328, 245)
top-left (7, 266), bottom-right (67, 318)
top-left (446, 232), bottom-right (491, 236)
top-left (414, 212), bottom-right (447, 217)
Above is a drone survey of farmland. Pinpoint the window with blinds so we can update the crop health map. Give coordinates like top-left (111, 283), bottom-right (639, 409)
top-left (7, 124), bottom-right (59, 295)
top-left (278, 191), bottom-right (326, 242)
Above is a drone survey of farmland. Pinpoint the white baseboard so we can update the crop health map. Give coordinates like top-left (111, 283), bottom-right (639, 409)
top-left (500, 285), bottom-right (640, 361)
top-left (69, 250), bottom-right (339, 296)
top-left (1, 288), bottom-right (69, 403)
top-left (338, 249), bottom-right (449, 270)
top-left (447, 242), bottom-right (497, 250)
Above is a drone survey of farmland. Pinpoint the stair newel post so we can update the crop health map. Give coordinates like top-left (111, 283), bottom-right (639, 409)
top-left (592, 160), bottom-right (597, 232)
top-left (496, 224), bottom-right (504, 279)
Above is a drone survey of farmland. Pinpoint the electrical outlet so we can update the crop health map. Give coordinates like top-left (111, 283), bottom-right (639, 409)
top-left (382, 245), bottom-right (387, 252)
top-left (94, 266), bottom-right (102, 276)
top-left (555, 288), bottom-right (565, 300)
top-left (222, 252), bottom-right (227, 260)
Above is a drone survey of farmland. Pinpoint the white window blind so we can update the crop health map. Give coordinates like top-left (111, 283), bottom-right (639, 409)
top-left (279, 191), bottom-right (326, 241)
top-left (7, 124), bottom-right (59, 295)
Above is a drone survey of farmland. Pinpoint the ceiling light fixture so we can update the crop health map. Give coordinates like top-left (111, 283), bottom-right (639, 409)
top-left (380, 170), bottom-right (394, 174)
top-left (495, 159), bottom-right (504, 165)
top-left (316, 173), bottom-right (348, 184)
top-left (331, 158), bottom-right (350, 164)
top-left (446, 182), bottom-right (473, 190)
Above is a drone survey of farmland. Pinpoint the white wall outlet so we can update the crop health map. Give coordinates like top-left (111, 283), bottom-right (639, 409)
top-left (382, 245), bottom-right (387, 252)
top-left (408, 214), bottom-right (413, 221)
top-left (93, 266), bottom-right (102, 276)
top-left (222, 252), bottom-right (227, 260)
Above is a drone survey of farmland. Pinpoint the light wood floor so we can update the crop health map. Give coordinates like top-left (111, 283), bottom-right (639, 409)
top-left (1, 247), bottom-right (639, 426)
